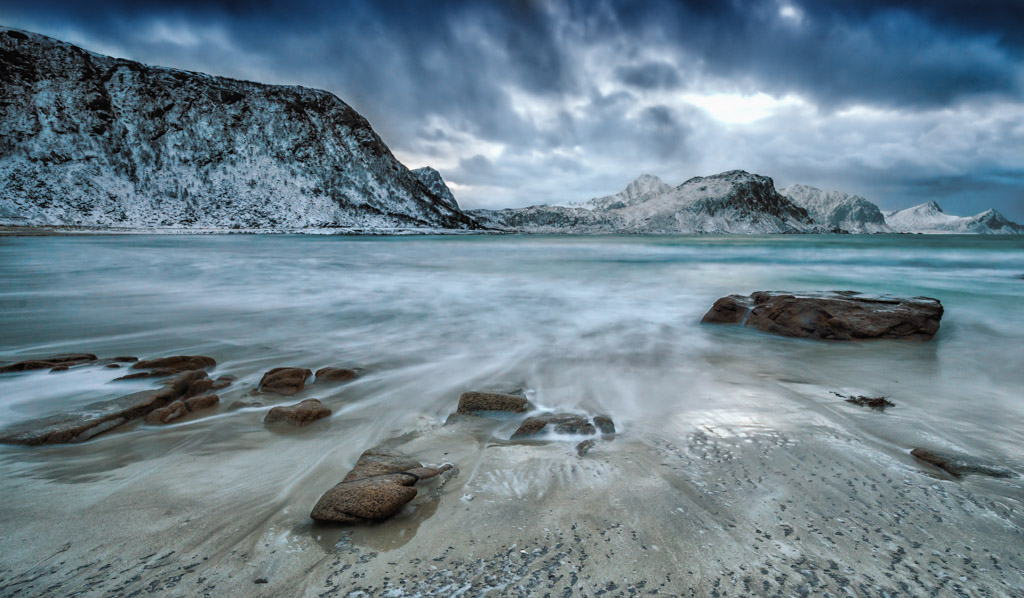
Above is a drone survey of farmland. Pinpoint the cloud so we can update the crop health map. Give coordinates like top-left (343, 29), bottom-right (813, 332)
top-left (2, 0), bottom-right (1022, 219)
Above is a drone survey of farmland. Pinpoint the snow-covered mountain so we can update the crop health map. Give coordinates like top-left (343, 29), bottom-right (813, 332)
top-left (883, 202), bottom-right (1024, 234)
top-left (781, 184), bottom-right (892, 233)
top-left (411, 167), bottom-right (459, 211)
top-left (471, 170), bottom-right (824, 234)
top-left (564, 174), bottom-right (672, 211)
top-left (0, 27), bottom-right (478, 231)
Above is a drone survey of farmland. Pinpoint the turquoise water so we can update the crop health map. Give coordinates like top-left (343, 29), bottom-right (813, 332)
top-left (1, 234), bottom-right (1022, 458)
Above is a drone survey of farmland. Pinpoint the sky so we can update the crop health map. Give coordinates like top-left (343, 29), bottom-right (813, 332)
top-left (3, 0), bottom-right (1023, 219)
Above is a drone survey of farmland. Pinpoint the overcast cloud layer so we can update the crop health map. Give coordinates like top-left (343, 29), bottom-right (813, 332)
top-left (3, 0), bottom-right (1023, 218)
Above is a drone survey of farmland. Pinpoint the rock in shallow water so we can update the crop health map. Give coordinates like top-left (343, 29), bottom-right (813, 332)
top-left (0, 353), bottom-right (98, 374)
top-left (456, 391), bottom-right (528, 414)
top-left (263, 398), bottom-right (331, 426)
top-left (910, 448), bottom-right (1015, 479)
top-left (310, 447), bottom-right (452, 523)
top-left (512, 413), bottom-right (600, 438)
top-left (314, 367), bottom-right (359, 383)
top-left (0, 370), bottom-right (207, 444)
top-left (702, 291), bottom-right (943, 341)
top-left (259, 367), bottom-right (312, 396)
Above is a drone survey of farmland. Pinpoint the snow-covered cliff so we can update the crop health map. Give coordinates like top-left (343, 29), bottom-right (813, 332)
top-left (411, 167), bottom-right (459, 211)
top-left (0, 27), bottom-right (478, 231)
top-left (781, 184), bottom-right (892, 233)
top-left (471, 171), bottom-right (823, 234)
top-left (883, 202), bottom-right (1024, 234)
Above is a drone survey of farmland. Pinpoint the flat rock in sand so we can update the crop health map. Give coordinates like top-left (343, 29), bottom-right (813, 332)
top-left (702, 291), bottom-right (943, 341)
top-left (512, 412), bottom-right (598, 438)
top-left (310, 448), bottom-right (452, 523)
top-left (0, 370), bottom-right (207, 445)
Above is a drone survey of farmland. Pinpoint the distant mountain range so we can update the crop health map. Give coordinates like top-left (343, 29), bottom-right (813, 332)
top-left (472, 175), bottom-right (1022, 235)
top-left (470, 171), bottom-right (828, 234)
top-left (0, 27), bottom-right (1019, 235)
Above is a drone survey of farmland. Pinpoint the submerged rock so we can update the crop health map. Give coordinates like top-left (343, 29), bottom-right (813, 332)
top-left (594, 414), bottom-right (616, 434)
top-left (512, 413), bottom-right (597, 438)
top-left (263, 398), bottom-right (331, 426)
top-left (314, 367), bottom-right (359, 383)
top-left (0, 353), bottom-right (97, 374)
top-left (259, 367), bottom-right (312, 396)
top-left (910, 448), bottom-right (1015, 479)
top-left (456, 391), bottom-right (528, 414)
top-left (146, 393), bottom-right (220, 425)
top-left (310, 447), bottom-right (452, 523)
top-left (702, 291), bottom-right (943, 341)
top-left (117, 355), bottom-right (216, 380)
top-left (576, 439), bottom-right (597, 456)
top-left (0, 370), bottom-right (207, 444)
top-left (837, 393), bottom-right (894, 410)
top-left (132, 355), bottom-right (216, 372)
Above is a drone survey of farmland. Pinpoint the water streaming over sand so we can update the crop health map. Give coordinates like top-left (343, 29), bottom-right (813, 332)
top-left (1, 234), bottom-right (1022, 596)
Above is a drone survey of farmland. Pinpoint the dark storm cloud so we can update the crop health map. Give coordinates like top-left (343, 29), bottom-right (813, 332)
top-left (615, 62), bottom-right (682, 90)
top-left (1, 0), bottom-right (1022, 217)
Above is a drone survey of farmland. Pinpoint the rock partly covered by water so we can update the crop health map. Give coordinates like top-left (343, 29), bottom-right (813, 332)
top-left (0, 370), bottom-right (207, 444)
top-left (0, 353), bottom-right (97, 373)
top-left (456, 391), bottom-right (529, 414)
top-left (910, 448), bottom-right (1015, 479)
top-left (263, 398), bottom-right (331, 426)
top-left (314, 367), bottom-right (359, 383)
top-left (310, 447), bottom-right (452, 523)
top-left (511, 412), bottom-right (617, 439)
top-left (117, 355), bottom-right (216, 379)
top-left (258, 367), bottom-right (312, 396)
top-left (702, 291), bottom-right (943, 341)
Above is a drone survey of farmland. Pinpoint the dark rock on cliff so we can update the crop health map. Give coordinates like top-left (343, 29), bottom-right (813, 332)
top-left (702, 291), bottom-right (943, 341)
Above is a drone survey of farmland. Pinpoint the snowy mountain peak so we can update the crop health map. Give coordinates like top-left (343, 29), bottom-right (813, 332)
top-left (578, 174), bottom-right (672, 211)
top-left (780, 184), bottom-right (891, 233)
top-left (885, 202), bottom-right (1023, 234)
top-left (411, 167), bottom-right (460, 211)
top-left (0, 27), bottom-right (477, 231)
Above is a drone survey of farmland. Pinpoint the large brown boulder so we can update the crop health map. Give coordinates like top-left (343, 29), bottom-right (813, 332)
top-left (456, 391), bottom-right (528, 414)
top-left (310, 448), bottom-right (452, 523)
top-left (263, 398), bottom-right (331, 426)
top-left (0, 353), bottom-right (97, 374)
top-left (259, 367), bottom-right (312, 395)
top-left (0, 370), bottom-right (207, 445)
top-left (701, 291), bottom-right (943, 341)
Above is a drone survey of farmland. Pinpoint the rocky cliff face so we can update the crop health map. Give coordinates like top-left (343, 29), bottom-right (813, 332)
top-left (0, 27), bottom-right (478, 230)
top-left (472, 170), bottom-right (823, 234)
top-left (883, 202), bottom-right (1024, 234)
top-left (781, 184), bottom-right (892, 233)
top-left (411, 167), bottom-right (459, 211)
